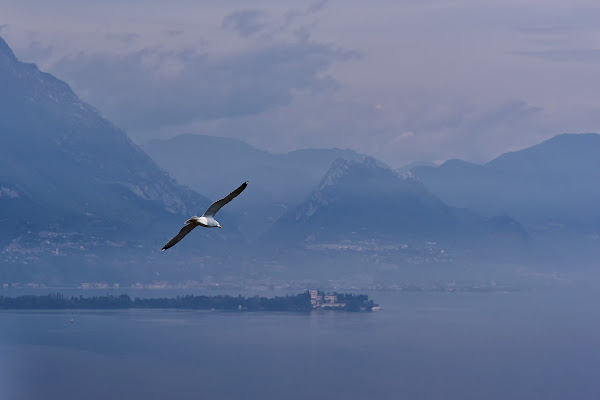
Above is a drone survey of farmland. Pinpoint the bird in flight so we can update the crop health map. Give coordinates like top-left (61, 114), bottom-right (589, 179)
top-left (161, 181), bottom-right (248, 251)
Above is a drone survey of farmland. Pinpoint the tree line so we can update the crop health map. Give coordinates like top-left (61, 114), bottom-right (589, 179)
top-left (0, 291), bottom-right (376, 312)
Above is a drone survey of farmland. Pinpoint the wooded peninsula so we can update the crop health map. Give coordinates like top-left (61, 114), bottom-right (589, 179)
top-left (0, 291), bottom-right (378, 312)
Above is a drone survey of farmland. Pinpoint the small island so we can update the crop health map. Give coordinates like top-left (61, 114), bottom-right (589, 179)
top-left (0, 290), bottom-right (378, 312)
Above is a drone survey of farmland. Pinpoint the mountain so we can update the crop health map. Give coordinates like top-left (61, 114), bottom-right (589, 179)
top-left (3, 33), bottom-right (592, 285)
top-left (0, 36), bottom-right (230, 282)
top-left (142, 134), bottom-right (364, 233)
top-left (396, 160), bottom-right (437, 171)
top-left (411, 133), bottom-right (600, 231)
top-left (267, 157), bottom-right (525, 254)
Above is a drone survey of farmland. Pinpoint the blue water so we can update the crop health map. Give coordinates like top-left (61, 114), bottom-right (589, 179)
top-left (1, 290), bottom-right (599, 400)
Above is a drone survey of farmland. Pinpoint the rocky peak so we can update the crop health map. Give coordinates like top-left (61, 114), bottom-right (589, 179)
top-left (0, 35), bottom-right (211, 228)
top-left (0, 36), bottom-right (18, 64)
top-left (296, 156), bottom-right (425, 221)
top-left (0, 36), bottom-right (84, 112)
top-left (317, 156), bottom-right (389, 190)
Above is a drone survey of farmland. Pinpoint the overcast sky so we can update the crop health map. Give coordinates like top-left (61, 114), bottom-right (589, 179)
top-left (1, 0), bottom-right (600, 166)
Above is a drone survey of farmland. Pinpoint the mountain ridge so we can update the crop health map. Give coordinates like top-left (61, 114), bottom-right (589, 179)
top-left (411, 132), bottom-right (600, 230)
top-left (268, 156), bottom-right (525, 247)
top-left (142, 133), bottom-right (366, 235)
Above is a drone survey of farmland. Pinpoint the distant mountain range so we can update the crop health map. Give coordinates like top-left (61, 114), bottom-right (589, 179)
top-left (1, 34), bottom-right (598, 286)
top-left (411, 133), bottom-right (600, 232)
top-left (142, 134), bottom-right (363, 233)
top-left (143, 135), bottom-right (528, 250)
top-left (267, 156), bottom-right (525, 249)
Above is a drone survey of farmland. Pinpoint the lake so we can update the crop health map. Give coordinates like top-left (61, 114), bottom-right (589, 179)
top-left (1, 290), bottom-right (599, 399)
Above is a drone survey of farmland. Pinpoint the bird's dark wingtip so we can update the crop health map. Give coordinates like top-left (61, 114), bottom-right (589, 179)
top-left (161, 247), bottom-right (166, 252)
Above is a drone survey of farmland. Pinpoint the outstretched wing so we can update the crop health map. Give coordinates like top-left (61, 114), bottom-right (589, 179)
top-left (202, 181), bottom-right (248, 218)
top-left (161, 223), bottom-right (197, 251)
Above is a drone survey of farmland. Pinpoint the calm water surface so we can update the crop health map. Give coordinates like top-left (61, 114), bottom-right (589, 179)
top-left (1, 290), bottom-right (599, 400)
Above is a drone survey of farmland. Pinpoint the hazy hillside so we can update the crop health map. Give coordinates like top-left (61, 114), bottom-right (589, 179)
top-left (412, 133), bottom-right (600, 231)
top-left (0, 36), bottom-right (239, 282)
top-left (267, 157), bottom-right (525, 253)
top-left (142, 134), bottom-right (364, 233)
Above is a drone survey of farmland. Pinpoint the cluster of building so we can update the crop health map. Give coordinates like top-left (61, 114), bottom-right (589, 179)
top-left (309, 290), bottom-right (346, 309)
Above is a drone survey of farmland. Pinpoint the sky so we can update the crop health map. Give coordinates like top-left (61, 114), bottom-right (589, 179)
top-left (1, 0), bottom-right (600, 167)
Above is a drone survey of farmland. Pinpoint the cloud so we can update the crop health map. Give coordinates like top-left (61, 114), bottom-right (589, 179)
top-left (15, 39), bottom-right (55, 66)
top-left (5, 0), bottom-right (600, 166)
top-left (276, 98), bottom-right (522, 166)
top-left (367, 99), bottom-right (547, 164)
top-left (285, 0), bottom-right (328, 23)
top-left (49, 37), bottom-right (353, 134)
top-left (221, 9), bottom-right (268, 37)
top-left (307, 0), bottom-right (328, 14)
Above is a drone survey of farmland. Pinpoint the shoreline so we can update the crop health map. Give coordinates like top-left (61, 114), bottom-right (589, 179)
top-left (0, 291), bottom-right (378, 312)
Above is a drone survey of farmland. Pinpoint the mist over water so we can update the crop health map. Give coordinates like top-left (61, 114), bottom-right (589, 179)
top-left (2, 289), bottom-right (599, 400)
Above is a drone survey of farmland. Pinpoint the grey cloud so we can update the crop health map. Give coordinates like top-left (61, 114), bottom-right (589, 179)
top-left (221, 9), bottom-right (268, 37)
top-left (182, 94), bottom-right (550, 167)
top-left (406, 100), bottom-right (545, 161)
top-left (445, 101), bottom-right (545, 160)
top-left (11, 1), bottom-right (598, 166)
top-left (17, 40), bottom-right (55, 64)
top-left (469, 101), bottom-right (543, 132)
top-left (307, 0), bottom-right (328, 14)
top-left (49, 38), bottom-right (353, 133)
top-left (285, 0), bottom-right (328, 23)
top-left (318, 98), bottom-right (547, 165)
top-left (0, 24), bottom-right (8, 33)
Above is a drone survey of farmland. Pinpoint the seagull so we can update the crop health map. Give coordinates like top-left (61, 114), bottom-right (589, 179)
top-left (161, 181), bottom-right (248, 251)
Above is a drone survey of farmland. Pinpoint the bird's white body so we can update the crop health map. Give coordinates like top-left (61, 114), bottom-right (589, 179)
top-left (186, 216), bottom-right (220, 228)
